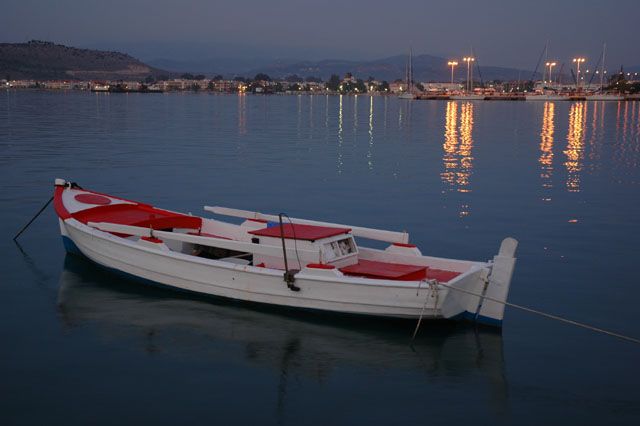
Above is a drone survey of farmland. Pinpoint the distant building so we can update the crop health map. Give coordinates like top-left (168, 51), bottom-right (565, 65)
top-left (305, 82), bottom-right (324, 92)
top-left (420, 82), bottom-right (461, 92)
top-left (342, 74), bottom-right (356, 84)
top-left (9, 80), bottom-right (39, 88)
top-left (213, 80), bottom-right (235, 92)
top-left (389, 82), bottom-right (407, 94)
top-left (43, 80), bottom-right (76, 90)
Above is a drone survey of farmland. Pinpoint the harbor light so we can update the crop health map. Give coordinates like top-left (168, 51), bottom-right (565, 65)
top-left (572, 58), bottom-right (585, 88)
top-left (545, 62), bottom-right (556, 83)
top-left (463, 57), bottom-right (475, 92)
top-left (448, 61), bottom-right (458, 85)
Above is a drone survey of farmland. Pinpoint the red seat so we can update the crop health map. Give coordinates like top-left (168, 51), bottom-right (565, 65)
top-left (340, 259), bottom-right (462, 282)
top-left (340, 259), bottom-right (427, 281)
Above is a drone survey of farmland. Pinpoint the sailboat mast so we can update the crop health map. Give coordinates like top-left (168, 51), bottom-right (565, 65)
top-left (543, 40), bottom-right (549, 82)
top-left (601, 42), bottom-right (606, 91)
top-left (409, 46), bottom-right (413, 92)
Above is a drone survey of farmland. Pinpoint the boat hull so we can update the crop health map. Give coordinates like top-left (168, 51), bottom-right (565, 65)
top-left (61, 218), bottom-right (454, 319)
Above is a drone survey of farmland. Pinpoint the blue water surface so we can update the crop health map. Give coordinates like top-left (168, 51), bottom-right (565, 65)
top-left (1, 91), bottom-right (639, 425)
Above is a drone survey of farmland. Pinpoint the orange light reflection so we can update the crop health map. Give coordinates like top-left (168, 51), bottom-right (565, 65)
top-left (441, 101), bottom-right (474, 217)
top-left (441, 101), bottom-right (458, 187)
top-left (539, 101), bottom-right (555, 197)
top-left (564, 102), bottom-right (586, 192)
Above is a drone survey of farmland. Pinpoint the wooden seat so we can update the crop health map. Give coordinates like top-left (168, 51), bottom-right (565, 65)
top-left (340, 259), bottom-right (427, 281)
top-left (340, 260), bottom-right (462, 282)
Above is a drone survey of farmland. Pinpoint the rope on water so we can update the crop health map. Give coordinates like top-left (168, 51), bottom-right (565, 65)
top-left (13, 196), bottom-right (54, 240)
top-left (437, 282), bottom-right (640, 345)
top-left (411, 279), bottom-right (438, 345)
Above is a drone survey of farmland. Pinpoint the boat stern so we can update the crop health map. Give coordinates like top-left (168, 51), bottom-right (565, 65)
top-left (476, 237), bottom-right (518, 326)
top-left (440, 237), bottom-right (518, 327)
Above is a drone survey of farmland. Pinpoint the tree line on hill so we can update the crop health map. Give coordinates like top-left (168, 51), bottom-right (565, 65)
top-left (158, 72), bottom-right (395, 93)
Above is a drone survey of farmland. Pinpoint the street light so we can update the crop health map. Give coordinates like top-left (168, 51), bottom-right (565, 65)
top-left (572, 57), bottom-right (585, 89)
top-left (463, 57), bottom-right (475, 92)
top-left (447, 61), bottom-right (458, 86)
top-left (545, 62), bottom-right (557, 83)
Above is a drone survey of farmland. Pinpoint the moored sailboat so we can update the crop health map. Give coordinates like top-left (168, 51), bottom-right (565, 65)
top-left (398, 46), bottom-right (416, 100)
top-left (587, 43), bottom-right (624, 102)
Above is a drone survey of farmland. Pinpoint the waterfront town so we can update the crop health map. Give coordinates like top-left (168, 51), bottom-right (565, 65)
top-left (3, 70), bottom-right (640, 99)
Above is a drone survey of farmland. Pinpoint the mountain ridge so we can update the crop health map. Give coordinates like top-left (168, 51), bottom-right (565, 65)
top-left (0, 40), bottom-right (175, 80)
top-left (148, 54), bottom-right (540, 82)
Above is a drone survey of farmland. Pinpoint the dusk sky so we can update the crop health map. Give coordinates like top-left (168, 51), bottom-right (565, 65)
top-left (2, 0), bottom-right (639, 71)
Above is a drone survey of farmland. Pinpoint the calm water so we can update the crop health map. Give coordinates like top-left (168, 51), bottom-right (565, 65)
top-left (1, 91), bottom-right (639, 425)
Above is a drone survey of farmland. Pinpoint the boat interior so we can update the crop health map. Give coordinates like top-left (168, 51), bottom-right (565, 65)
top-left (64, 188), bottom-right (478, 283)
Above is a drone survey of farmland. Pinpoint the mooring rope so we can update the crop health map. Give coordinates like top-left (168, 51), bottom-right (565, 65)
top-left (411, 279), bottom-right (438, 344)
top-left (437, 281), bottom-right (640, 344)
top-left (13, 196), bottom-right (54, 240)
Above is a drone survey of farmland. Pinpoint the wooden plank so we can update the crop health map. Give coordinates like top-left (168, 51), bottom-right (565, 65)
top-left (87, 222), bottom-right (321, 263)
top-left (204, 206), bottom-right (409, 244)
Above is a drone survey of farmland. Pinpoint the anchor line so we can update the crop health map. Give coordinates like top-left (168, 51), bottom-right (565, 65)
top-left (411, 279), bottom-right (438, 345)
top-left (437, 282), bottom-right (640, 344)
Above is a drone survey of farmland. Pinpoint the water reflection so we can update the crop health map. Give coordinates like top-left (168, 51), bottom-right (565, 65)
top-left (368, 96), bottom-right (374, 170)
top-left (337, 95), bottom-right (343, 173)
top-left (588, 102), bottom-right (603, 173)
top-left (308, 95), bottom-right (313, 130)
top-left (458, 102), bottom-right (475, 193)
top-left (441, 101), bottom-right (475, 216)
top-left (564, 102), bottom-right (586, 192)
top-left (237, 93), bottom-right (247, 136)
top-left (57, 255), bottom-right (508, 414)
top-left (442, 101), bottom-right (458, 188)
top-left (615, 101), bottom-right (640, 170)
top-left (539, 102), bottom-right (555, 200)
top-left (623, 101), bottom-right (629, 142)
top-left (636, 101), bottom-right (640, 144)
top-left (353, 95), bottom-right (358, 133)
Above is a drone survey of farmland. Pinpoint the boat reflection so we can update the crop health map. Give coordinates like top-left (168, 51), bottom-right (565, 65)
top-left (56, 255), bottom-right (508, 411)
top-left (539, 102), bottom-right (555, 200)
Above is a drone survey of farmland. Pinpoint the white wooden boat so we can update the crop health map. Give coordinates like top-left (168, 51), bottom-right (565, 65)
top-left (54, 178), bottom-right (518, 326)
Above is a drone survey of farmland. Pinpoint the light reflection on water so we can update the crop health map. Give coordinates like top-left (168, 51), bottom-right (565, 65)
top-left (441, 101), bottom-right (474, 216)
top-left (539, 101), bottom-right (555, 199)
top-left (368, 96), bottom-right (374, 170)
top-left (565, 102), bottom-right (586, 192)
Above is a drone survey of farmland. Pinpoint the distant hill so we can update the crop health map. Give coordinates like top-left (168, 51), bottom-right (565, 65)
top-left (148, 54), bottom-right (539, 82)
top-left (0, 40), bottom-right (175, 80)
top-left (246, 54), bottom-right (539, 82)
